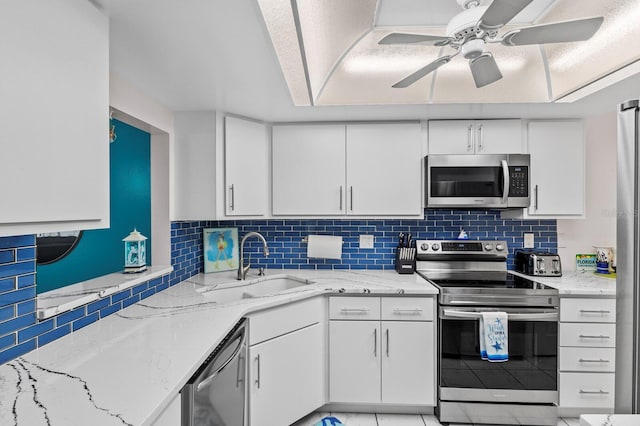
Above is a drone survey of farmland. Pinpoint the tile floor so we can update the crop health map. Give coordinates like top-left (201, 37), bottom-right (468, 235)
top-left (291, 412), bottom-right (580, 426)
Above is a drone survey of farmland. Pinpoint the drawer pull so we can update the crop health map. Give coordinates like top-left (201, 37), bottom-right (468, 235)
top-left (392, 308), bottom-right (424, 314)
top-left (580, 309), bottom-right (612, 314)
top-left (579, 389), bottom-right (610, 395)
top-left (579, 334), bottom-right (611, 339)
top-left (340, 308), bottom-right (370, 314)
top-left (579, 358), bottom-right (610, 363)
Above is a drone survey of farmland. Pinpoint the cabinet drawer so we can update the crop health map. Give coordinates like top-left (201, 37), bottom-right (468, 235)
top-left (381, 297), bottom-right (434, 321)
top-left (559, 323), bottom-right (616, 348)
top-left (249, 297), bottom-right (323, 345)
top-left (559, 347), bottom-right (616, 372)
top-left (559, 372), bottom-right (615, 409)
top-left (330, 297), bottom-right (380, 320)
top-left (560, 298), bottom-right (616, 323)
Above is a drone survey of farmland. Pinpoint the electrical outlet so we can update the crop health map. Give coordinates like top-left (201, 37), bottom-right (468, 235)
top-left (524, 233), bottom-right (535, 248)
top-left (359, 234), bottom-right (374, 249)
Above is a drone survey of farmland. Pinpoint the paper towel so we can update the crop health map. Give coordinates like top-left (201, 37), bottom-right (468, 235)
top-left (307, 235), bottom-right (342, 260)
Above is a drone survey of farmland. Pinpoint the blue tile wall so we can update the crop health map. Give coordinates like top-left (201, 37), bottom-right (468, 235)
top-left (0, 235), bottom-right (37, 365)
top-left (0, 228), bottom-right (183, 366)
top-left (0, 210), bottom-right (557, 365)
top-left (204, 209), bottom-right (557, 272)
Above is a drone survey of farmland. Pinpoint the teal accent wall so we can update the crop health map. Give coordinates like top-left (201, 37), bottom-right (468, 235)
top-left (37, 119), bottom-right (151, 293)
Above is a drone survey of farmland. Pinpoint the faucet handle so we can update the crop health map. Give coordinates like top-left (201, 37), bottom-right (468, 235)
top-left (258, 267), bottom-right (266, 276)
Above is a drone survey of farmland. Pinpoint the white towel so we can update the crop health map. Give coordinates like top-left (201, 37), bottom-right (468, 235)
top-left (479, 312), bottom-right (509, 362)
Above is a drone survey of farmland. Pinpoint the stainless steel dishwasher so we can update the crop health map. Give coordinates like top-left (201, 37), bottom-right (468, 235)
top-left (182, 318), bottom-right (247, 426)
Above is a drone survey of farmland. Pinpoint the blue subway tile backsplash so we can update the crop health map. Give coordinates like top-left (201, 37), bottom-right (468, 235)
top-left (0, 209), bottom-right (557, 365)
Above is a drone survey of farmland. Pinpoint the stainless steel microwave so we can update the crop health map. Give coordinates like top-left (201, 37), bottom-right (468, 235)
top-left (426, 154), bottom-right (530, 209)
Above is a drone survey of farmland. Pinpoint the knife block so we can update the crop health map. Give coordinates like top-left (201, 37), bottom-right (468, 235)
top-left (394, 248), bottom-right (415, 274)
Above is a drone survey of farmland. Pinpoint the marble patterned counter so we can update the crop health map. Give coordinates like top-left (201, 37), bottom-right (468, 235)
top-left (0, 269), bottom-right (437, 426)
top-left (509, 270), bottom-right (616, 297)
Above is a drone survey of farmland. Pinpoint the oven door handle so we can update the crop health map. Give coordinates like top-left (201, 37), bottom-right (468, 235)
top-left (442, 309), bottom-right (558, 321)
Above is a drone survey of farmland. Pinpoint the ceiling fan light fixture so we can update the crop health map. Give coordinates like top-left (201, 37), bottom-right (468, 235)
top-left (462, 38), bottom-right (485, 59)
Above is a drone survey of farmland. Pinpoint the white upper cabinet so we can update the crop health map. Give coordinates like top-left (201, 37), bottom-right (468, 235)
top-left (272, 124), bottom-right (346, 215)
top-left (527, 120), bottom-right (585, 217)
top-left (428, 119), bottom-right (524, 155)
top-left (272, 122), bottom-right (422, 217)
top-left (0, 0), bottom-right (109, 236)
top-left (346, 123), bottom-right (422, 216)
top-left (224, 116), bottom-right (267, 216)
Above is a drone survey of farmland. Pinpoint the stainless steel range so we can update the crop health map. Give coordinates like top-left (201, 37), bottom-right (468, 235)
top-left (416, 240), bottom-right (559, 426)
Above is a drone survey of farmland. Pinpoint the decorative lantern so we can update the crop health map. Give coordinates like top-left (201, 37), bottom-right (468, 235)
top-left (123, 229), bottom-right (147, 273)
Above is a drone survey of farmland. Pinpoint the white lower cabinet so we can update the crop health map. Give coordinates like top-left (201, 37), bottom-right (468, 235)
top-left (329, 296), bottom-right (436, 406)
top-left (558, 297), bottom-right (616, 414)
top-left (247, 297), bottom-right (325, 426)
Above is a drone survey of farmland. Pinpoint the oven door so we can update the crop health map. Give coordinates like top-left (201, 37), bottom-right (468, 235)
top-left (439, 306), bottom-right (558, 404)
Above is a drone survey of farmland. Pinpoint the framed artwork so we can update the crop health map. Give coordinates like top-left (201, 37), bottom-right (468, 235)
top-left (203, 227), bottom-right (239, 273)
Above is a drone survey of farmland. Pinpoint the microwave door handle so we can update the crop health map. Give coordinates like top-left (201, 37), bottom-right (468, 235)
top-left (501, 160), bottom-right (510, 205)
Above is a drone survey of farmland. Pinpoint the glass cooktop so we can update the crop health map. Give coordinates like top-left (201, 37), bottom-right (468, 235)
top-left (431, 275), bottom-right (554, 290)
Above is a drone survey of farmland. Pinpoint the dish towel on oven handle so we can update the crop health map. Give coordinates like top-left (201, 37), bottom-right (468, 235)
top-left (479, 311), bottom-right (509, 362)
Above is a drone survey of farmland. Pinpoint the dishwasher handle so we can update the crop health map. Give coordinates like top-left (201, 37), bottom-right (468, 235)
top-left (196, 328), bottom-right (247, 392)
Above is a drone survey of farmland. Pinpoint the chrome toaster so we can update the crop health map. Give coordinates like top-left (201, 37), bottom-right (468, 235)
top-left (515, 250), bottom-right (562, 276)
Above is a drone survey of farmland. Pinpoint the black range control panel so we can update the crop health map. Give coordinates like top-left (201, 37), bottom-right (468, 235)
top-left (509, 166), bottom-right (529, 197)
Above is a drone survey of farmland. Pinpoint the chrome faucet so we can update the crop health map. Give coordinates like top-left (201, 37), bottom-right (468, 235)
top-left (237, 232), bottom-right (270, 280)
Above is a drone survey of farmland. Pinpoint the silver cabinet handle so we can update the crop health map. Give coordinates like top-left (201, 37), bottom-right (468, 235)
top-left (392, 308), bottom-right (424, 314)
top-left (255, 354), bottom-right (261, 389)
top-left (579, 335), bottom-right (611, 339)
top-left (350, 186), bottom-right (353, 211)
top-left (340, 308), bottom-right (370, 314)
top-left (339, 185), bottom-right (343, 211)
top-left (467, 124), bottom-right (473, 151)
top-left (579, 358), bottom-right (610, 363)
top-left (477, 124), bottom-right (483, 151)
top-left (374, 328), bottom-right (377, 358)
top-left (579, 389), bottom-right (610, 395)
top-left (229, 184), bottom-right (235, 211)
top-left (386, 329), bottom-right (390, 357)
top-left (534, 184), bottom-right (539, 210)
top-left (580, 309), bottom-right (612, 314)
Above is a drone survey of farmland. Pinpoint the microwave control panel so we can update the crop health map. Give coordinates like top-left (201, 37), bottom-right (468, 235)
top-left (509, 166), bottom-right (529, 197)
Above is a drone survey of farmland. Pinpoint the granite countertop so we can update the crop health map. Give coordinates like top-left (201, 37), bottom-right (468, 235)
top-left (580, 414), bottom-right (639, 425)
top-left (509, 270), bottom-right (616, 297)
top-left (0, 269), bottom-right (437, 426)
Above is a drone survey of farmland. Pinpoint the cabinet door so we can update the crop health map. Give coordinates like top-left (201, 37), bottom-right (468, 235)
top-left (329, 320), bottom-right (381, 403)
top-left (428, 120), bottom-right (475, 154)
top-left (475, 119), bottom-right (524, 154)
top-left (346, 123), bottom-right (422, 216)
top-left (272, 125), bottom-right (346, 215)
top-left (225, 116), bottom-right (267, 216)
top-left (0, 1), bottom-right (109, 231)
top-left (249, 323), bottom-right (325, 426)
top-left (528, 121), bottom-right (585, 216)
top-left (381, 321), bottom-right (435, 405)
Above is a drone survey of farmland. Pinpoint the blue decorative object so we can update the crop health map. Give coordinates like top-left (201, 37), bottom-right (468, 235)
top-left (123, 229), bottom-right (147, 273)
top-left (314, 416), bottom-right (344, 426)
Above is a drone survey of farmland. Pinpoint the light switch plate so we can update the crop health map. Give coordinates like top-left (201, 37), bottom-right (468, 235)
top-left (360, 234), bottom-right (374, 249)
top-left (524, 233), bottom-right (535, 248)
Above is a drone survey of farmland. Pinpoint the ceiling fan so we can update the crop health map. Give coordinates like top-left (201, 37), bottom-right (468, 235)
top-left (379, 0), bottom-right (604, 88)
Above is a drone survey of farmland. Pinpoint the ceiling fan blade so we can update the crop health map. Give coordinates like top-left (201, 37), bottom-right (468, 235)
top-left (501, 16), bottom-right (604, 46)
top-left (479, 0), bottom-right (534, 31)
top-left (392, 56), bottom-right (453, 88)
top-left (379, 33), bottom-right (452, 46)
top-left (469, 53), bottom-right (503, 88)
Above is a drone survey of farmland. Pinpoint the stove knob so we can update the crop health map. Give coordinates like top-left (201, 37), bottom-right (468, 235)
top-left (420, 243), bottom-right (429, 251)
top-left (431, 243), bottom-right (440, 251)
top-left (484, 244), bottom-right (493, 251)
top-left (496, 244), bottom-right (505, 252)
